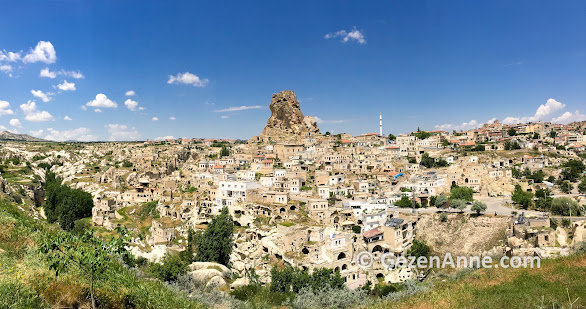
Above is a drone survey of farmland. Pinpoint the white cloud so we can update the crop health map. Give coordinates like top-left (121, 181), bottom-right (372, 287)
top-left (23, 41), bottom-right (57, 64)
top-left (502, 98), bottom-right (566, 124)
top-left (9, 119), bottom-right (21, 128)
top-left (154, 135), bottom-right (175, 140)
top-left (40, 68), bottom-right (84, 79)
top-left (220, 115), bottom-right (229, 119)
top-left (214, 105), bottom-right (263, 112)
top-left (94, 109), bottom-right (102, 113)
top-left (125, 90), bottom-right (135, 96)
top-left (313, 116), bottom-right (346, 124)
top-left (124, 99), bottom-right (139, 111)
top-left (167, 72), bottom-right (209, 87)
top-left (30, 129), bottom-right (44, 137)
top-left (86, 93), bottom-right (117, 108)
top-left (152, 117), bottom-right (159, 121)
top-left (31, 90), bottom-right (52, 102)
top-left (20, 100), bottom-right (54, 122)
top-left (45, 127), bottom-right (96, 142)
top-left (0, 51), bottom-right (22, 62)
top-left (169, 116), bottom-right (176, 120)
top-left (65, 70), bottom-right (84, 79)
top-left (40, 68), bottom-right (56, 78)
top-left (435, 119), bottom-right (480, 131)
top-left (551, 110), bottom-right (586, 124)
top-left (106, 124), bottom-right (141, 141)
top-left (56, 80), bottom-right (76, 91)
top-left (64, 115), bottom-right (72, 121)
top-left (0, 65), bottom-right (12, 73)
top-left (486, 118), bottom-right (498, 124)
top-left (0, 100), bottom-right (15, 116)
top-left (325, 27), bottom-right (366, 44)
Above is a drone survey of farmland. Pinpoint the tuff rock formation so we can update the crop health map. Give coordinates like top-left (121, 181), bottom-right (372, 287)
top-left (257, 90), bottom-right (319, 141)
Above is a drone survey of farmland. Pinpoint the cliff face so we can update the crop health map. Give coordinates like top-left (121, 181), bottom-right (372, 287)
top-left (259, 90), bottom-right (320, 141)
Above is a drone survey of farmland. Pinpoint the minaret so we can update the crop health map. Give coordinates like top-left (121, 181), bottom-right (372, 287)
top-left (379, 112), bottom-right (383, 136)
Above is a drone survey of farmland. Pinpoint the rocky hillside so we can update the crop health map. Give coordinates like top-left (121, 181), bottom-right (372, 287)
top-left (257, 90), bottom-right (320, 141)
top-left (416, 213), bottom-right (508, 256)
top-left (0, 131), bottom-right (45, 142)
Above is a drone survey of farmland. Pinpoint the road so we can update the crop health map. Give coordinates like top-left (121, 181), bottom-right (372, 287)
top-left (394, 196), bottom-right (547, 217)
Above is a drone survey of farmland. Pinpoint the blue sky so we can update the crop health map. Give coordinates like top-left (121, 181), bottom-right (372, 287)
top-left (0, 1), bottom-right (585, 141)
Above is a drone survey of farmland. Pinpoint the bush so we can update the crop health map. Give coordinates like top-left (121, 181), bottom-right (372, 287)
top-left (408, 239), bottom-right (430, 258)
top-left (440, 213), bottom-right (448, 222)
top-left (394, 195), bottom-right (413, 208)
top-left (282, 287), bottom-right (368, 309)
top-left (471, 201), bottom-right (487, 215)
top-left (149, 252), bottom-right (189, 282)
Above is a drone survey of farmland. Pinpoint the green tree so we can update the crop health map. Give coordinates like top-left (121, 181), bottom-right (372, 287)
top-left (44, 170), bottom-right (94, 231)
top-left (291, 268), bottom-right (311, 293)
top-left (40, 226), bottom-right (130, 309)
top-left (413, 128), bottom-right (432, 140)
top-left (471, 200), bottom-right (487, 215)
top-left (550, 197), bottom-right (582, 216)
top-left (270, 266), bottom-right (293, 292)
top-left (450, 199), bottom-right (467, 212)
top-left (549, 130), bottom-right (557, 139)
top-left (578, 177), bottom-right (586, 194)
top-left (195, 207), bottom-right (234, 266)
top-left (507, 127), bottom-right (517, 136)
top-left (394, 195), bottom-right (412, 208)
top-left (561, 160), bottom-right (586, 182)
top-left (450, 185), bottom-right (474, 202)
top-left (388, 133), bottom-right (396, 141)
top-left (407, 239), bottom-right (430, 258)
top-left (310, 268), bottom-right (344, 291)
top-left (511, 184), bottom-right (533, 209)
top-left (434, 194), bottom-right (448, 209)
top-left (420, 153), bottom-right (435, 168)
top-left (560, 180), bottom-right (572, 194)
top-left (220, 145), bottom-right (230, 157)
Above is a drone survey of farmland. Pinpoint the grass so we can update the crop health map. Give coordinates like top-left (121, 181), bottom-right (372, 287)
top-left (0, 199), bottom-right (206, 309)
top-left (369, 253), bottom-right (586, 308)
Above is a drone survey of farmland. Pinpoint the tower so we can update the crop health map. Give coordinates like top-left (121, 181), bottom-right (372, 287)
top-left (379, 112), bottom-right (383, 137)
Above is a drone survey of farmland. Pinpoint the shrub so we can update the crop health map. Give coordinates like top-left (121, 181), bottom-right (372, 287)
top-left (282, 287), bottom-right (368, 309)
top-left (149, 252), bottom-right (189, 282)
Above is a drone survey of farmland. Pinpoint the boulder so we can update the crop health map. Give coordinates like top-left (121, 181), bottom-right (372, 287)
top-left (230, 277), bottom-right (249, 290)
top-left (188, 261), bottom-right (233, 279)
top-left (205, 276), bottom-right (226, 289)
top-left (190, 268), bottom-right (224, 283)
